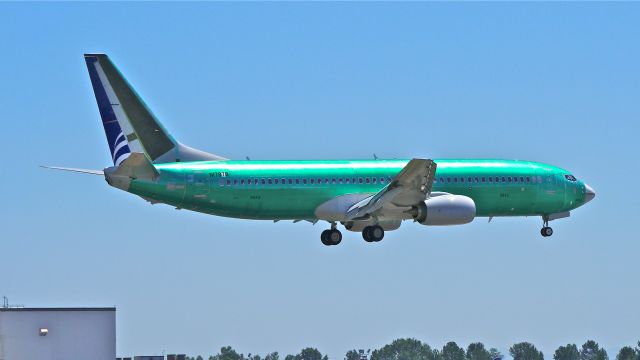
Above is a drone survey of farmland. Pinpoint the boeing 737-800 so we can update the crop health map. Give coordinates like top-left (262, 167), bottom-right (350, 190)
top-left (45, 54), bottom-right (595, 245)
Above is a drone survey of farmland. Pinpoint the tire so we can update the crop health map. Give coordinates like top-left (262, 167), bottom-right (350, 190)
top-left (362, 226), bottom-right (372, 242)
top-left (321, 230), bottom-right (331, 245)
top-left (371, 225), bottom-right (384, 241)
top-left (329, 230), bottom-right (342, 245)
top-left (544, 227), bottom-right (553, 237)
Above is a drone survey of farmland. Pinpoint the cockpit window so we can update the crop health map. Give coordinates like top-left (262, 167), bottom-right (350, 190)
top-left (564, 174), bottom-right (577, 182)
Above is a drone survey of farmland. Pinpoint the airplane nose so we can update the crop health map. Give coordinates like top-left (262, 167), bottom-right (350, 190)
top-left (584, 183), bottom-right (596, 203)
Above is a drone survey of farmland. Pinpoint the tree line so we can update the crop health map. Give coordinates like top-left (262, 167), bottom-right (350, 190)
top-left (185, 339), bottom-right (640, 360)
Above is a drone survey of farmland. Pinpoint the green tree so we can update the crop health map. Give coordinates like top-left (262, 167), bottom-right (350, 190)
top-left (211, 346), bottom-right (242, 360)
top-left (554, 344), bottom-right (580, 360)
top-left (580, 341), bottom-right (608, 360)
top-left (196, 356), bottom-right (204, 360)
top-left (346, 350), bottom-right (361, 360)
top-left (442, 342), bottom-right (466, 360)
top-left (287, 347), bottom-right (327, 360)
top-left (371, 338), bottom-right (436, 360)
top-left (509, 342), bottom-right (544, 360)
top-left (466, 343), bottom-right (491, 360)
top-left (616, 347), bottom-right (635, 360)
top-left (489, 348), bottom-right (503, 360)
top-left (264, 352), bottom-right (280, 360)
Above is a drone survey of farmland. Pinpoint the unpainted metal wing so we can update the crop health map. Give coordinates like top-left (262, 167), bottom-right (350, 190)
top-left (345, 158), bottom-right (437, 220)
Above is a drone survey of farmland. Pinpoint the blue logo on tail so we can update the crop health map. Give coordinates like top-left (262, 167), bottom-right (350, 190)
top-left (85, 56), bottom-right (131, 166)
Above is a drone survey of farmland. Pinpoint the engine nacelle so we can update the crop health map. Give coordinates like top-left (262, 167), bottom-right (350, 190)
top-left (411, 195), bottom-right (476, 226)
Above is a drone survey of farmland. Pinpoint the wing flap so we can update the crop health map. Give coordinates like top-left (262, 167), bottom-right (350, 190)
top-left (345, 158), bottom-right (436, 220)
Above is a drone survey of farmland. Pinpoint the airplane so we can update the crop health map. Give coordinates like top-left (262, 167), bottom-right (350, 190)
top-left (44, 54), bottom-right (596, 246)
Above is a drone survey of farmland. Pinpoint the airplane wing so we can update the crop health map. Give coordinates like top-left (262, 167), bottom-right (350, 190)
top-left (345, 158), bottom-right (437, 220)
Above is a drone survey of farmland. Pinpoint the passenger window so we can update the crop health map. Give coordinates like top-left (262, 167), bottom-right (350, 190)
top-left (325, 178), bottom-right (329, 184)
top-left (268, 179), bottom-right (273, 184)
top-left (454, 177), bottom-right (458, 183)
top-left (526, 176), bottom-right (531, 183)
top-left (332, 178), bottom-right (336, 184)
top-left (380, 177), bottom-right (385, 183)
top-left (318, 178), bottom-right (322, 184)
top-left (372, 177), bottom-right (377, 184)
top-left (219, 179), bottom-right (224, 186)
top-left (345, 178), bottom-right (350, 184)
top-left (520, 176), bottom-right (524, 182)
top-left (366, 177), bottom-right (370, 184)
top-left (240, 179), bottom-right (245, 185)
top-left (310, 179), bottom-right (315, 184)
top-left (295, 179), bottom-right (299, 184)
top-left (303, 179), bottom-right (307, 184)
top-left (261, 179), bottom-right (266, 185)
top-left (501, 177), bottom-right (506, 182)
top-left (508, 177), bottom-right (512, 182)
top-left (226, 179), bottom-right (231, 185)
top-left (475, 177), bottom-right (479, 183)
top-left (481, 177), bottom-right (486, 182)
top-left (359, 178), bottom-right (364, 184)
top-left (489, 177), bottom-right (493, 183)
top-left (288, 179), bottom-right (293, 184)
top-left (447, 177), bottom-right (451, 183)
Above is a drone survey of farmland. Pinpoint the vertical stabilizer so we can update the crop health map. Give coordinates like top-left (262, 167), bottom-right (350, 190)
top-left (84, 54), bottom-right (225, 164)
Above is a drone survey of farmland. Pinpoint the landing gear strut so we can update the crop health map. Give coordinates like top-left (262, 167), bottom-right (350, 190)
top-left (363, 225), bottom-right (384, 242)
top-left (321, 223), bottom-right (342, 246)
top-left (541, 217), bottom-right (553, 237)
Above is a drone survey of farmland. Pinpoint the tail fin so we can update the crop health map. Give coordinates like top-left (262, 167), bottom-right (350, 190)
top-left (84, 54), bottom-right (225, 164)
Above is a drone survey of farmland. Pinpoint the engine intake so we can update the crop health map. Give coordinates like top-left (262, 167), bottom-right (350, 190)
top-left (410, 195), bottom-right (476, 226)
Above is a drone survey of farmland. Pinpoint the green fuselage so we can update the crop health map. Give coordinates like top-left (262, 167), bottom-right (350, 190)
top-left (123, 159), bottom-right (589, 221)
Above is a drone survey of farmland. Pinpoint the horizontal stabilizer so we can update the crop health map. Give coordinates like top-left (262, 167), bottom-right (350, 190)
top-left (111, 152), bottom-right (159, 180)
top-left (41, 166), bottom-right (104, 175)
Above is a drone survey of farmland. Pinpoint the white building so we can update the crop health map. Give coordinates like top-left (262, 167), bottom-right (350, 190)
top-left (0, 307), bottom-right (116, 360)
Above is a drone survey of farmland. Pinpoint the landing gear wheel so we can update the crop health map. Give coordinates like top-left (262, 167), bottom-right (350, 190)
top-left (363, 225), bottom-right (384, 242)
top-left (370, 225), bottom-right (384, 242)
top-left (321, 230), bottom-right (331, 246)
top-left (328, 229), bottom-right (342, 245)
top-left (321, 229), bottom-right (342, 246)
top-left (541, 227), bottom-right (553, 237)
top-left (362, 227), bottom-right (373, 242)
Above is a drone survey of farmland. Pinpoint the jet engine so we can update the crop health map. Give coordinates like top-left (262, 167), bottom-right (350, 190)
top-left (409, 195), bottom-right (476, 226)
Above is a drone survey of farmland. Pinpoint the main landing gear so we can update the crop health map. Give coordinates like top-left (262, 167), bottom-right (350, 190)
top-left (321, 223), bottom-right (342, 246)
top-left (362, 225), bottom-right (384, 243)
top-left (541, 217), bottom-right (553, 237)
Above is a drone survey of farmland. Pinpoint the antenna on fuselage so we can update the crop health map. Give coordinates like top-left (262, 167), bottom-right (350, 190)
top-left (246, 156), bottom-right (250, 160)
top-left (373, 153), bottom-right (378, 160)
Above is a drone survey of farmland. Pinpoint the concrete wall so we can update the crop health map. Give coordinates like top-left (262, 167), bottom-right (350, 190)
top-left (0, 308), bottom-right (115, 360)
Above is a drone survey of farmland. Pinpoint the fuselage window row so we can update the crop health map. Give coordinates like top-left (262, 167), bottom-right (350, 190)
top-left (217, 176), bottom-right (393, 187)
top-left (214, 174), bottom-right (548, 187)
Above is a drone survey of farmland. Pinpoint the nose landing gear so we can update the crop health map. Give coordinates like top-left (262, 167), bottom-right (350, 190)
top-left (540, 216), bottom-right (553, 237)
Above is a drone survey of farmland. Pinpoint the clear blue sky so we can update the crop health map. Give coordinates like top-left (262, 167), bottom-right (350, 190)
top-left (1, 2), bottom-right (638, 359)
